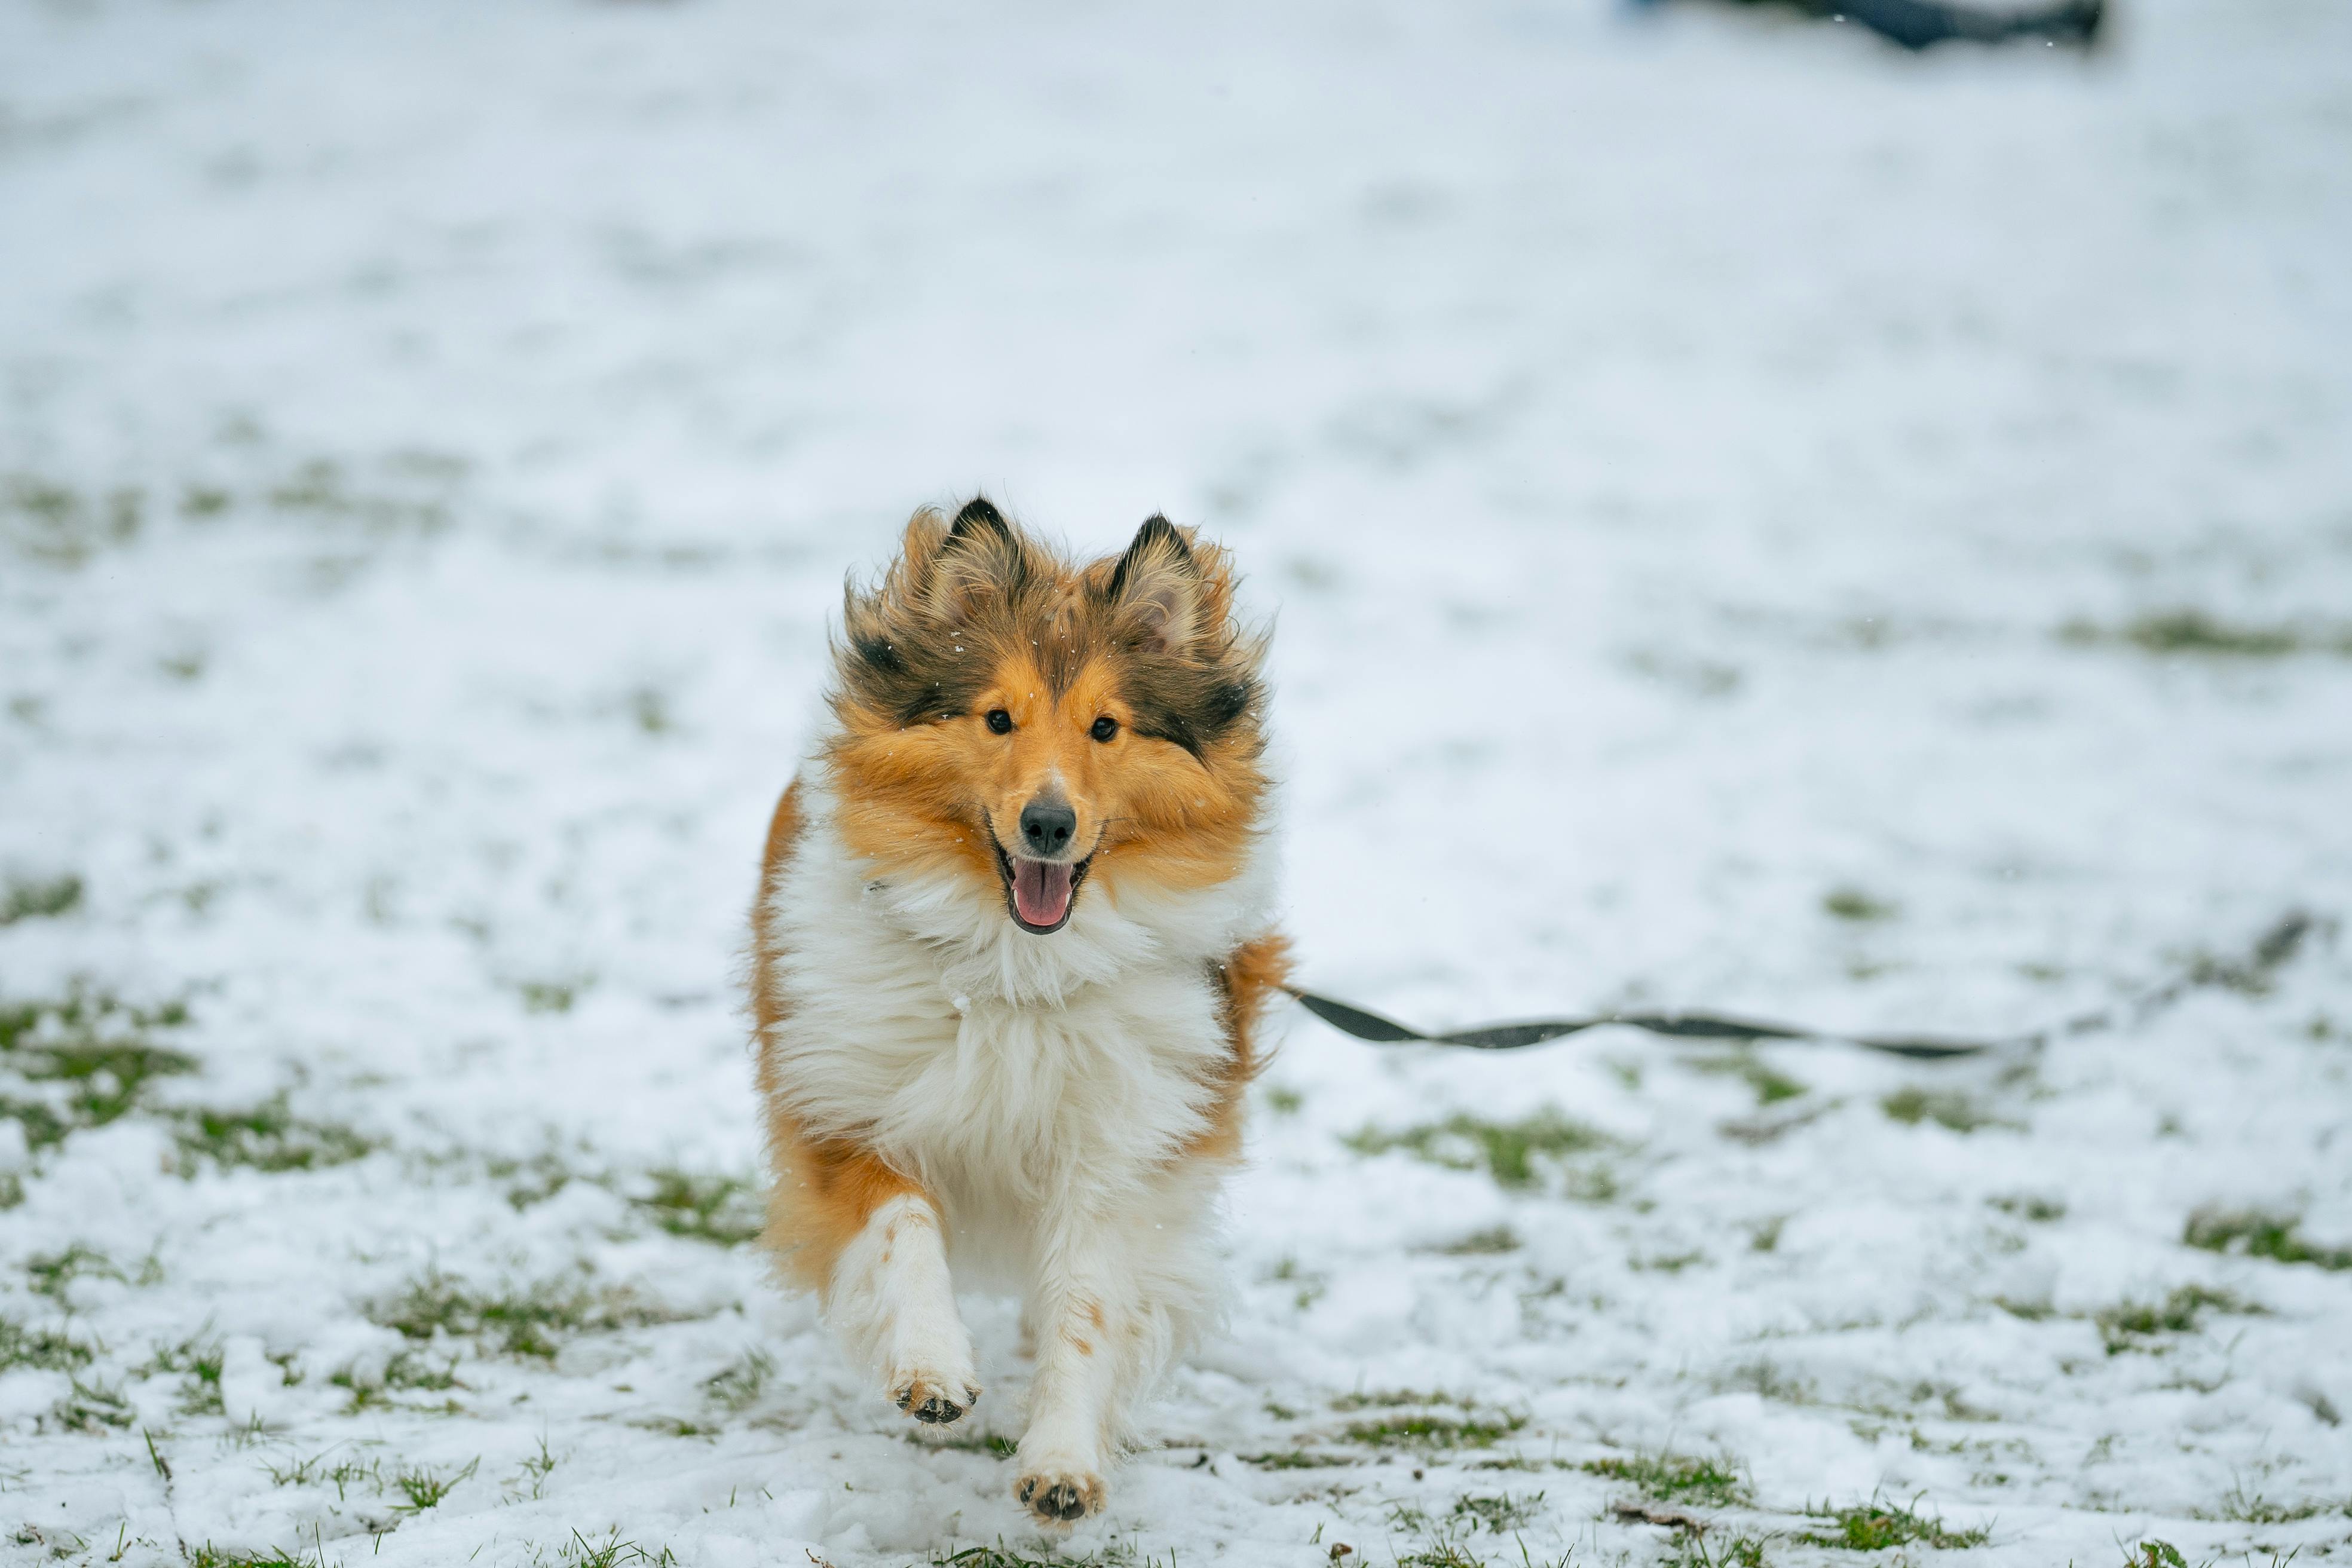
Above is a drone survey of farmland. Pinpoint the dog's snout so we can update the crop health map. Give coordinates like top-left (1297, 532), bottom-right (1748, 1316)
top-left (1018, 798), bottom-right (1077, 858)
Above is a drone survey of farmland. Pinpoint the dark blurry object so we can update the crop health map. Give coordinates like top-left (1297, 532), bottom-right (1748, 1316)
top-left (1639, 0), bottom-right (2105, 51)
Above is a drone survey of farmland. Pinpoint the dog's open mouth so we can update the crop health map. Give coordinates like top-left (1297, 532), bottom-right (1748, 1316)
top-left (992, 840), bottom-right (1092, 935)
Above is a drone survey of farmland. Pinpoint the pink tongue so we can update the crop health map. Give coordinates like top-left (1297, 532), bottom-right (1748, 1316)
top-left (1012, 860), bottom-right (1074, 927)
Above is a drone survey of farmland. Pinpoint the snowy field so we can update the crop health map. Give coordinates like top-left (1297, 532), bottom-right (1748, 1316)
top-left (4, 1), bottom-right (2351, 1564)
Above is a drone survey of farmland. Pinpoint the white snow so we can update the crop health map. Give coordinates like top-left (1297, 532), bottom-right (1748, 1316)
top-left (2, 1), bottom-right (2349, 1565)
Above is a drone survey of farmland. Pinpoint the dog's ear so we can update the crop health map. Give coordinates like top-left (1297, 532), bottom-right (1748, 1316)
top-left (1105, 514), bottom-right (1202, 657)
top-left (944, 495), bottom-right (1012, 547)
top-left (924, 495), bottom-right (1030, 626)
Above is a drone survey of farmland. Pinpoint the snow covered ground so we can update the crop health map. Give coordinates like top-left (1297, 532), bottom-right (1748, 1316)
top-left (4, 1), bottom-right (2350, 1564)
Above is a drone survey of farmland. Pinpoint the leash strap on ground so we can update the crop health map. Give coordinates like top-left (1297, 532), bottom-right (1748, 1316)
top-left (1285, 910), bottom-right (2320, 1063)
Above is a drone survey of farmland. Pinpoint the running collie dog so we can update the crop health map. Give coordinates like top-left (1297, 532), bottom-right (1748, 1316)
top-left (746, 500), bottom-right (1288, 1526)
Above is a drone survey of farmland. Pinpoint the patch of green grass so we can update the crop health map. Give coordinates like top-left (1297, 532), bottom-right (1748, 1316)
top-left (549, 1532), bottom-right (679, 1568)
top-left (2093, 1284), bottom-right (2264, 1355)
top-left (1438, 1226), bottom-right (1522, 1255)
top-left (2161, 912), bottom-right (2315, 1002)
top-left (2212, 1474), bottom-right (2339, 1524)
top-left (27, 1244), bottom-right (122, 1303)
top-left (509, 1435), bottom-right (561, 1502)
top-left (11, 1520), bottom-right (88, 1554)
top-left (1716, 1359), bottom-right (1815, 1404)
top-left (317, 1457), bottom-right (386, 1502)
top-left (1582, 1451), bottom-right (1751, 1508)
top-left (341, 1380), bottom-right (400, 1416)
top-left (391, 1457), bottom-right (477, 1514)
top-left (180, 1345), bottom-right (226, 1416)
top-left (1, 1318), bottom-right (96, 1373)
top-left (2, 475), bottom-right (145, 566)
top-left (372, 1268), bottom-right (685, 1359)
top-left (0, 991), bottom-right (198, 1150)
top-left (1, 874), bottom-right (82, 925)
top-left (1823, 887), bottom-right (1897, 923)
top-left (930, 1429), bottom-right (1020, 1457)
top-left (1263, 1084), bottom-right (1304, 1115)
top-left (633, 1168), bottom-right (762, 1246)
top-left (188, 1546), bottom-right (330, 1568)
top-left (518, 979), bottom-right (587, 1015)
top-left (1989, 1193), bottom-right (2066, 1223)
top-left (169, 1098), bottom-right (376, 1174)
top-left (1343, 1108), bottom-right (1613, 1190)
top-left (1881, 1087), bottom-right (2004, 1134)
top-left (2060, 610), bottom-right (2349, 659)
top-left (265, 457), bottom-right (455, 537)
top-left (261, 1450), bottom-right (344, 1488)
top-left (1333, 1388), bottom-right (1467, 1411)
top-left (1468, 1456), bottom-right (1582, 1473)
top-left (1446, 1493), bottom-right (1544, 1533)
top-left (1632, 1250), bottom-right (1707, 1273)
top-left (329, 1350), bottom-right (460, 1412)
top-left (700, 1348), bottom-right (775, 1412)
top-left (624, 687), bottom-right (675, 736)
top-left (143, 1333), bottom-right (278, 1419)
top-left (50, 1376), bottom-right (134, 1432)
top-left (489, 1149), bottom-right (582, 1211)
top-left (2120, 1544), bottom-right (2189, 1568)
top-left (1237, 1448), bottom-right (1359, 1469)
top-left (2185, 1209), bottom-right (2352, 1272)
top-left (382, 1350), bottom-right (460, 1391)
top-left (1267, 1254), bottom-right (1327, 1310)
top-left (1341, 1411), bottom-right (1526, 1450)
top-left (1386, 1525), bottom-right (1486, 1568)
top-left (1690, 1050), bottom-right (1806, 1106)
top-left (1798, 1497), bottom-right (1987, 1550)
top-left (1386, 1497), bottom-right (1570, 1568)
top-left (1667, 1536), bottom-right (1769, 1568)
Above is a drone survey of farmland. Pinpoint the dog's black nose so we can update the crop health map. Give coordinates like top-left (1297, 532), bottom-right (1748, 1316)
top-left (1019, 799), bottom-right (1077, 856)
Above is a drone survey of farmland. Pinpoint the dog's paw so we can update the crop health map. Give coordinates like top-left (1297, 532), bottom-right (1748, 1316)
top-left (1013, 1468), bottom-right (1104, 1526)
top-left (889, 1373), bottom-right (981, 1426)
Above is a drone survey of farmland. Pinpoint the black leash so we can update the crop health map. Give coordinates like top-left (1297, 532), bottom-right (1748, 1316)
top-left (1287, 909), bottom-right (2322, 1063)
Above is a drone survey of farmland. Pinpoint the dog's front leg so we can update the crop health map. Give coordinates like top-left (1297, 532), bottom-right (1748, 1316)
top-left (1012, 1176), bottom-right (1218, 1524)
top-left (1013, 1244), bottom-right (1123, 1525)
top-left (826, 1190), bottom-right (981, 1426)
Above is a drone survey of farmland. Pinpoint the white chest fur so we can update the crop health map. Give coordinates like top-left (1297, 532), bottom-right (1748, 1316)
top-left (758, 779), bottom-right (1272, 1270)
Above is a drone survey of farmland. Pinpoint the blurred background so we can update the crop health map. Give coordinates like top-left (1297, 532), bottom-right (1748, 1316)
top-left (2, 2), bottom-right (2348, 1565)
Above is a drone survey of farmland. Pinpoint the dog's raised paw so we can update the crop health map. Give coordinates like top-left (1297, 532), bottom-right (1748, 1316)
top-left (1013, 1469), bottom-right (1102, 1525)
top-left (890, 1375), bottom-right (980, 1426)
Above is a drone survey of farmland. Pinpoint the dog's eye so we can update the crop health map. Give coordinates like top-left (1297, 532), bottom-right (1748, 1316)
top-left (985, 709), bottom-right (1013, 735)
top-left (1090, 716), bottom-right (1118, 743)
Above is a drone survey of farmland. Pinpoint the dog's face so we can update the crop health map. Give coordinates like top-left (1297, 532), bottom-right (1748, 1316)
top-left (823, 500), bottom-right (1268, 933)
